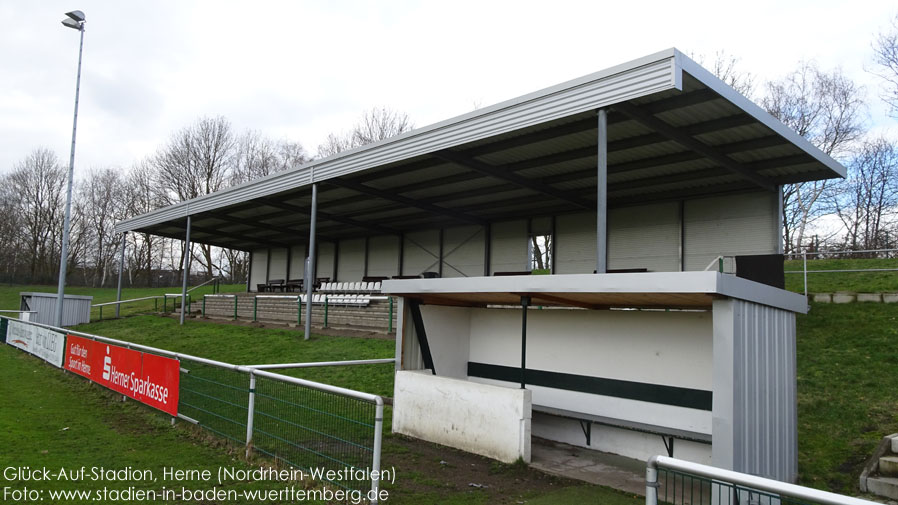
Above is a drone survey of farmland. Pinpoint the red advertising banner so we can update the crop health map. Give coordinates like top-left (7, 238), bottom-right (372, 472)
top-left (64, 335), bottom-right (180, 416)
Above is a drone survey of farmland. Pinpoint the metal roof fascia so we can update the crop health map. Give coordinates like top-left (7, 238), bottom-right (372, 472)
top-left (115, 49), bottom-right (682, 235)
top-left (674, 49), bottom-right (847, 179)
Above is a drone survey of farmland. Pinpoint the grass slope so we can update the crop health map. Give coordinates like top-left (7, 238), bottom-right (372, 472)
top-left (796, 302), bottom-right (898, 493)
top-left (785, 257), bottom-right (898, 293)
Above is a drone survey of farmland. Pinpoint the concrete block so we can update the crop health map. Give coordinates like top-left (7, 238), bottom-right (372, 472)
top-left (881, 456), bottom-right (898, 477)
top-left (393, 370), bottom-right (531, 463)
top-left (892, 435), bottom-right (898, 453)
top-left (866, 476), bottom-right (898, 500)
top-left (884, 294), bottom-right (898, 304)
top-left (832, 292), bottom-right (857, 304)
top-left (812, 293), bottom-right (832, 303)
top-left (858, 293), bottom-right (883, 303)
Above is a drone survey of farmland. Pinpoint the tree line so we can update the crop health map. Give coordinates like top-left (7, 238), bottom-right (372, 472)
top-left (0, 108), bottom-right (411, 287)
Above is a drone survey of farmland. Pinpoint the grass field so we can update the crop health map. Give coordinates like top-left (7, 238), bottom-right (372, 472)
top-left (0, 282), bottom-right (246, 321)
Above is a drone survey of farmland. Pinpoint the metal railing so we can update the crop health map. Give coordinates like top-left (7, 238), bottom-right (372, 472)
top-left (1, 317), bottom-right (387, 499)
top-left (646, 456), bottom-right (879, 505)
top-left (785, 248), bottom-right (898, 296)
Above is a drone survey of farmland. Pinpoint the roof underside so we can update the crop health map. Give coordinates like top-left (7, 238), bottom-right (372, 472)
top-left (118, 51), bottom-right (845, 251)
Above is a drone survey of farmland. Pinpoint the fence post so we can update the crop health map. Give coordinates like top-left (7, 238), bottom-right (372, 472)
top-left (253, 297), bottom-right (258, 322)
top-left (202, 296), bottom-right (206, 318)
top-left (154, 297), bottom-right (158, 311)
top-left (297, 296), bottom-right (301, 326)
top-left (163, 295), bottom-right (167, 314)
top-left (324, 296), bottom-right (329, 328)
top-left (645, 457), bottom-right (659, 505)
top-left (245, 371), bottom-right (256, 459)
top-left (99, 305), bottom-right (103, 321)
top-left (234, 296), bottom-right (238, 321)
top-left (388, 297), bottom-right (393, 333)
top-left (803, 252), bottom-right (808, 297)
top-left (371, 397), bottom-right (384, 503)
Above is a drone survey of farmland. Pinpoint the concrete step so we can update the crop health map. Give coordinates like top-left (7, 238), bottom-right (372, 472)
top-left (893, 437), bottom-right (898, 453)
top-left (881, 456), bottom-right (898, 477)
top-left (866, 476), bottom-right (898, 500)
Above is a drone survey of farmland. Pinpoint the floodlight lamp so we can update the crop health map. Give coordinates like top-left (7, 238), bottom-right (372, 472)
top-left (65, 10), bottom-right (86, 22)
top-left (61, 18), bottom-right (82, 30)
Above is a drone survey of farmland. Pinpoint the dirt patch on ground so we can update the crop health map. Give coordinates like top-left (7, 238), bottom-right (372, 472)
top-left (382, 434), bottom-right (579, 503)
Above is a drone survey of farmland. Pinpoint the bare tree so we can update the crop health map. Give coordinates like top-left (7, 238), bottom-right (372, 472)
top-left (761, 62), bottom-right (866, 252)
top-left (124, 159), bottom-right (168, 286)
top-left (317, 107), bottom-right (413, 158)
top-left (231, 132), bottom-right (311, 185)
top-left (8, 148), bottom-right (67, 281)
top-left (79, 168), bottom-right (126, 286)
top-left (827, 137), bottom-right (898, 250)
top-left (692, 50), bottom-right (756, 97)
top-left (0, 174), bottom-right (25, 281)
top-left (153, 116), bottom-right (237, 277)
top-left (873, 15), bottom-right (898, 117)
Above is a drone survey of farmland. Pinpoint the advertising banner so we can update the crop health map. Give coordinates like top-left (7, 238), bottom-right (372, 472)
top-left (5, 320), bottom-right (65, 368)
top-left (63, 335), bottom-right (180, 416)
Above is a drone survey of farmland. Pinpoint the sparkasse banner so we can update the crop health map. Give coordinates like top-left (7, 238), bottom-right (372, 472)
top-left (64, 335), bottom-right (180, 416)
top-left (5, 320), bottom-right (65, 368)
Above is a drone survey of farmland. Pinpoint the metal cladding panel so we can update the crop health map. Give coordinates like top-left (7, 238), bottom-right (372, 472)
top-left (288, 245), bottom-right (306, 279)
top-left (368, 235), bottom-right (400, 277)
top-left (250, 249), bottom-right (268, 289)
top-left (684, 192), bottom-right (777, 271)
top-left (20, 293), bottom-right (92, 327)
top-left (608, 202), bottom-right (680, 272)
top-left (316, 242), bottom-right (336, 280)
top-left (403, 230), bottom-right (440, 276)
top-left (116, 50), bottom-right (679, 235)
top-left (731, 299), bottom-right (797, 482)
top-left (442, 225), bottom-right (485, 278)
top-left (490, 219), bottom-right (528, 273)
top-left (555, 212), bottom-right (597, 274)
top-left (337, 238), bottom-right (365, 281)
top-left (269, 248), bottom-right (289, 280)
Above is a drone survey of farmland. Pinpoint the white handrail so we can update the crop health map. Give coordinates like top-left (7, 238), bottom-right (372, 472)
top-left (246, 358), bottom-right (395, 370)
top-left (92, 295), bottom-right (163, 307)
top-left (646, 456), bottom-right (879, 505)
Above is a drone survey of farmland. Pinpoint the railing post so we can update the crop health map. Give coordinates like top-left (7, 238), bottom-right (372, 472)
top-left (99, 305), bottom-right (103, 321)
top-left (371, 398), bottom-right (384, 504)
top-left (154, 297), bottom-right (158, 311)
top-left (324, 296), bottom-right (329, 328)
top-left (163, 295), bottom-right (167, 314)
top-left (245, 371), bottom-right (256, 459)
top-left (297, 296), bottom-right (301, 326)
top-left (202, 296), bottom-right (206, 318)
top-left (253, 296), bottom-right (258, 322)
top-left (234, 296), bottom-right (238, 321)
top-left (388, 297), bottom-right (393, 333)
top-left (803, 251), bottom-right (808, 297)
top-left (645, 457), bottom-right (659, 505)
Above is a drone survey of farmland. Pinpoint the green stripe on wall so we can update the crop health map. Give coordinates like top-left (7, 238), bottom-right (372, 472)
top-left (467, 362), bottom-right (712, 411)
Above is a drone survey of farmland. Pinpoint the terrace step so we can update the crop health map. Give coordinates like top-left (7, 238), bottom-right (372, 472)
top-left (865, 476), bottom-right (898, 500)
top-left (881, 456), bottom-right (898, 477)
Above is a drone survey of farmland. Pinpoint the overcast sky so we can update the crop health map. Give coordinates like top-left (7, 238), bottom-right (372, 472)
top-left (1, 1), bottom-right (895, 177)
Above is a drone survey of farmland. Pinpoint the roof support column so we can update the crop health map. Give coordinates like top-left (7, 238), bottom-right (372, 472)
top-left (777, 185), bottom-right (785, 254)
top-left (115, 232), bottom-right (126, 318)
top-left (179, 216), bottom-right (192, 325)
top-left (304, 183), bottom-right (318, 341)
top-left (596, 108), bottom-right (608, 274)
top-left (520, 295), bottom-right (530, 389)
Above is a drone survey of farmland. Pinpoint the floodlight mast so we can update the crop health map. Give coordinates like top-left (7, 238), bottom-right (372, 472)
top-left (55, 10), bottom-right (85, 327)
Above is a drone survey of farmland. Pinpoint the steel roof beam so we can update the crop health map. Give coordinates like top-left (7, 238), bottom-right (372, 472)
top-left (324, 178), bottom-right (486, 225)
top-left (258, 197), bottom-right (403, 236)
top-left (432, 150), bottom-right (594, 210)
top-left (613, 101), bottom-right (775, 191)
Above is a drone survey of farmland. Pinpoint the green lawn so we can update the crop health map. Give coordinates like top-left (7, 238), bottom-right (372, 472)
top-left (0, 282), bottom-right (245, 321)
top-left (785, 257), bottom-right (898, 293)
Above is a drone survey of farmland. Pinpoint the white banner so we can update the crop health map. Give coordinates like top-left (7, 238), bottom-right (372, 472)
top-left (6, 320), bottom-right (65, 368)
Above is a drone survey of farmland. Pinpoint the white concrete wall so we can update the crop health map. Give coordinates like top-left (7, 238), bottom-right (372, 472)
top-left (491, 219), bottom-right (528, 273)
top-left (368, 235), bottom-right (399, 278)
top-left (337, 238), bottom-right (365, 281)
top-left (268, 248), bottom-right (288, 280)
top-left (442, 225), bottom-right (485, 278)
top-left (419, 305), bottom-right (471, 379)
top-left (684, 192), bottom-right (777, 271)
top-left (288, 245), bottom-right (305, 280)
top-left (393, 370), bottom-right (532, 463)
top-left (403, 230), bottom-right (439, 275)
top-left (467, 307), bottom-right (713, 436)
top-left (249, 249), bottom-right (268, 289)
